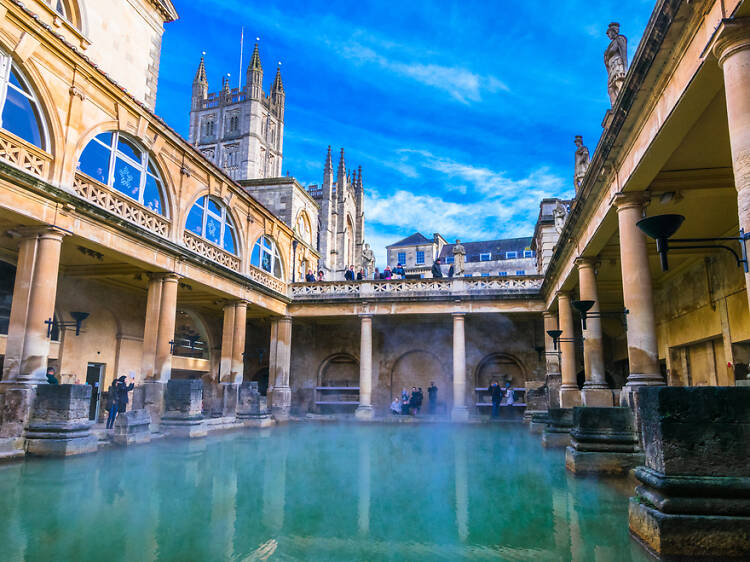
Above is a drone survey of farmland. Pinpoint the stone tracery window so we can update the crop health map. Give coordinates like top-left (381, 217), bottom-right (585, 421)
top-left (77, 132), bottom-right (166, 215)
top-left (185, 195), bottom-right (237, 254)
top-left (0, 54), bottom-right (48, 150)
top-left (251, 236), bottom-right (283, 278)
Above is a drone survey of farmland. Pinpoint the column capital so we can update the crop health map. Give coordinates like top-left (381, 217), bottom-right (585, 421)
top-left (149, 271), bottom-right (180, 282)
top-left (278, 315), bottom-right (292, 324)
top-left (14, 225), bottom-right (68, 241)
top-left (359, 313), bottom-right (373, 320)
top-left (556, 290), bottom-right (572, 301)
top-left (611, 191), bottom-right (650, 212)
top-left (713, 18), bottom-right (750, 67)
top-left (543, 310), bottom-right (558, 320)
top-left (451, 312), bottom-right (466, 319)
top-left (574, 256), bottom-right (599, 270)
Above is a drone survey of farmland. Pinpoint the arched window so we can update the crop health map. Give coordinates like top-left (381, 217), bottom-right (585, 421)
top-left (251, 236), bottom-right (283, 278)
top-left (186, 195), bottom-right (237, 254)
top-left (77, 132), bottom-right (166, 215)
top-left (0, 54), bottom-right (48, 150)
top-left (296, 212), bottom-right (311, 245)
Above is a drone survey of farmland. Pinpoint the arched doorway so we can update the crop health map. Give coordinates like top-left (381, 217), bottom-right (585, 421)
top-left (252, 367), bottom-right (269, 396)
top-left (474, 353), bottom-right (526, 388)
top-left (315, 353), bottom-right (359, 412)
top-left (390, 350), bottom-right (450, 411)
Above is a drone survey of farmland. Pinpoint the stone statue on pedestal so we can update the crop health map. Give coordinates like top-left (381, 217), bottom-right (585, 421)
top-left (453, 240), bottom-right (466, 276)
top-left (604, 22), bottom-right (628, 106)
top-left (362, 243), bottom-right (375, 275)
top-left (574, 135), bottom-right (590, 191)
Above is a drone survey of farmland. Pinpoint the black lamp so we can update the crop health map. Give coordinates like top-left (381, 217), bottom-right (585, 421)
top-left (45, 311), bottom-right (89, 338)
top-left (636, 214), bottom-right (685, 271)
top-left (571, 300), bottom-right (595, 330)
top-left (546, 329), bottom-right (563, 350)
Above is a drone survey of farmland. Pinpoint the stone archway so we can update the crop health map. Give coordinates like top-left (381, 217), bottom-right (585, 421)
top-left (390, 350), bottom-right (450, 410)
top-left (474, 353), bottom-right (527, 389)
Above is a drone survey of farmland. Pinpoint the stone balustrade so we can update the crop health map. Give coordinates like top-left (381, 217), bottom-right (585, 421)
top-left (290, 276), bottom-right (543, 301)
top-left (183, 230), bottom-right (241, 272)
top-left (74, 172), bottom-right (170, 237)
top-left (0, 129), bottom-right (52, 179)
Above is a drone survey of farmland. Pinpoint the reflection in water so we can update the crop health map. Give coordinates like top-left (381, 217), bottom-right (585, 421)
top-left (0, 424), bottom-right (650, 561)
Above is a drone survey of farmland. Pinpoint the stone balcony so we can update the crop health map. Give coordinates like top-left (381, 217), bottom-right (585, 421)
top-left (289, 276), bottom-right (543, 302)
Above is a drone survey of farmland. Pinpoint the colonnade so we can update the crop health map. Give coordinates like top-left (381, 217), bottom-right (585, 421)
top-left (545, 19), bottom-right (750, 405)
top-left (354, 312), bottom-right (470, 420)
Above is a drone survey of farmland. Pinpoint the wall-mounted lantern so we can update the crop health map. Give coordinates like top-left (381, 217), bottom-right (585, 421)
top-left (637, 214), bottom-right (750, 272)
top-left (45, 311), bottom-right (89, 338)
top-left (571, 300), bottom-right (629, 331)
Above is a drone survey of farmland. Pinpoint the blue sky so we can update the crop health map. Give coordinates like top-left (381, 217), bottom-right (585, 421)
top-left (156, 0), bottom-right (654, 265)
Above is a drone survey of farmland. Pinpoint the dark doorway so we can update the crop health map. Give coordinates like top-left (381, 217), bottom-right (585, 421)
top-left (254, 367), bottom-right (269, 396)
top-left (85, 363), bottom-right (104, 421)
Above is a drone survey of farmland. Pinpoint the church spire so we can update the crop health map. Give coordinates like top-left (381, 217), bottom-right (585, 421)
top-left (325, 145), bottom-right (333, 174)
top-left (337, 148), bottom-right (346, 200)
top-left (194, 54), bottom-right (207, 84)
top-left (272, 65), bottom-right (284, 93)
top-left (246, 43), bottom-right (263, 100)
top-left (191, 53), bottom-right (208, 109)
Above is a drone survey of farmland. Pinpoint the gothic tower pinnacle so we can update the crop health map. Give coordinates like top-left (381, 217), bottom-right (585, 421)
top-left (247, 43), bottom-right (263, 100)
top-left (191, 54), bottom-right (208, 109)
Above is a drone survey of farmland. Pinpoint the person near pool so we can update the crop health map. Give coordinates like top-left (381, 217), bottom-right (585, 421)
top-left (390, 397), bottom-right (401, 415)
top-left (45, 366), bottom-right (59, 384)
top-left (409, 386), bottom-right (419, 415)
top-left (489, 380), bottom-right (503, 418)
top-left (105, 378), bottom-right (119, 429)
top-left (427, 382), bottom-right (438, 413)
top-left (502, 381), bottom-right (515, 406)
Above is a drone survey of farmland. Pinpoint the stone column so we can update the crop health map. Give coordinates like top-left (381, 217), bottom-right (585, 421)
top-left (451, 313), bottom-right (469, 421)
top-left (558, 292), bottom-right (581, 408)
top-left (614, 193), bottom-right (662, 406)
top-left (715, 21), bottom-right (750, 312)
top-left (218, 302), bottom-right (235, 383)
top-left (140, 274), bottom-right (163, 380)
top-left (544, 311), bottom-right (561, 409)
top-left (269, 316), bottom-right (292, 420)
top-left (576, 258), bottom-right (612, 406)
top-left (153, 274), bottom-right (179, 383)
top-left (231, 301), bottom-right (247, 384)
top-left (355, 314), bottom-right (374, 420)
top-left (3, 227), bottom-right (66, 384)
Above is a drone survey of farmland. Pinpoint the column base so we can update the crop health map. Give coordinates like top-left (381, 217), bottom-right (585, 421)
top-left (529, 411), bottom-right (549, 434)
top-left (581, 386), bottom-right (614, 407)
top-left (113, 410), bottom-right (152, 446)
top-left (559, 386), bottom-right (582, 408)
top-left (161, 417), bottom-right (207, 439)
top-left (546, 372), bottom-right (561, 409)
top-left (142, 380), bottom-right (166, 431)
top-left (566, 447), bottom-right (643, 476)
top-left (0, 383), bottom-right (36, 439)
top-left (270, 386), bottom-right (291, 422)
top-left (451, 406), bottom-right (470, 422)
top-left (221, 383), bottom-right (239, 418)
top-left (542, 408), bottom-right (573, 448)
top-left (354, 405), bottom-right (375, 420)
top-left (619, 378), bottom-right (663, 407)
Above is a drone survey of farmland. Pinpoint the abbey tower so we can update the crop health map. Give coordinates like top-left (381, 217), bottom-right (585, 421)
top-left (188, 44), bottom-right (284, 180)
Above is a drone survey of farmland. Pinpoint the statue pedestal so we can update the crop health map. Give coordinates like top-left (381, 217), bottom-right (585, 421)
top-left (581, 386), bottom-right (614, 407)
top-left (270, 386), bottom-right (291, 422)
top-left (221, 383), bottom-right (239, 418)
top-left (237, 382), bottom-right (274, 427)
top-left (542, 408), bottom-right (573, 448)
top-left (160, 380), bottom-right (206, 439)
top-left (113, 409), bottom-right (152, 446)
top-left (24, 385), bottom-right (97, 456)
top-left (565, 407), bottom-right (643, 476)
top-left (629, 387), bottom-right (750, 559)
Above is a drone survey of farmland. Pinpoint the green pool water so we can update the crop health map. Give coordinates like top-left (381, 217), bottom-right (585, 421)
top-left (0, 423), bottom-right (650, 561)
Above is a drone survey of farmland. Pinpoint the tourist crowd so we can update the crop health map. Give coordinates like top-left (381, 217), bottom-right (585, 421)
top-left (390, 383), bottom-right (439, 416)
top-left (303, 259), bottom-right (452, 282)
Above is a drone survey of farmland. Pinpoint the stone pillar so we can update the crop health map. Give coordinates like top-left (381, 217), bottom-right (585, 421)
top-left (355, 314), bottom-right (374, 420)
top-left (140, 274), bottom-right (163, 380)
top-left (558, 292), bottom-right (581, 408)
top-left (154, 274), bottom-right (179, 382)
top-left (716, 21), bottom-right (750, 312)
top-left (3, 227), bottom-right (65, 383)
top-left (218, 302), bottom-right (235, 383)
top-left (614, 193), bottom-right (662, 406)
top-left (269, 316), bottom-right (292, 421)
top-left (576, 258), bottom-right (612, 406)
top-left (629, 386), bottom-right (750, 559)
top-left (451, 313), bottom-right (469, 422)
top-left (231, 301), bottom-right (247, 383)
top-left (544, 311), bottom-right (561, 409)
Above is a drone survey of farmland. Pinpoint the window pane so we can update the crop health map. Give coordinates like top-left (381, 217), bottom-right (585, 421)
top-left (223, 224), bottom-right (236, 254)
top-left (95, 132), bottom-right (113, 146)
top-left (205, 215), bottom-right (222, 245)
top-left (207, 197), bottom-right (221, 217)
top-left (3, 85), bottom-right (43, 148)
top-left (273, 255), bottom-right (282, 278)
top-left (186, 204), bottom-right (203, 235)
top-left (261, 237), bottom-right (271, 251)
top-left (7, 71), bottom-right (29, 95)
top-left (113, 157), bottom-right (142, 200)
top-left (117, 136), bottom-right (142, 163)
top-left (261, 250), bottom-right (272, 272)
top-left (78, 139), bottom-right (111, 183)
top-left (143, 174), bottom-right (163, 215)
top-left (251, 242), bottom-right (261, 266)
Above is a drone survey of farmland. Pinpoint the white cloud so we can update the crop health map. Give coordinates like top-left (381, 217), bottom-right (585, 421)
top-left (364, 151), bottom-right (573, 264)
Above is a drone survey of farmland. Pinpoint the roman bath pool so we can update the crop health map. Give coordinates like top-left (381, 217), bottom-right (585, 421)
top-left (0, 423), bottom-right (650, 561)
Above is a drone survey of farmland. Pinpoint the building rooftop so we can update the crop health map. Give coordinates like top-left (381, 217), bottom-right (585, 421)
top-left (387, 232), bottom-right (432, 248)
top-left (438, 237), bottom-right (533, 262)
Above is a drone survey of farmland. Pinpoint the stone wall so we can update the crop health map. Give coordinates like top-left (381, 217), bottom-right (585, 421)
top-left (289, 314), bottom-right (544, 415)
